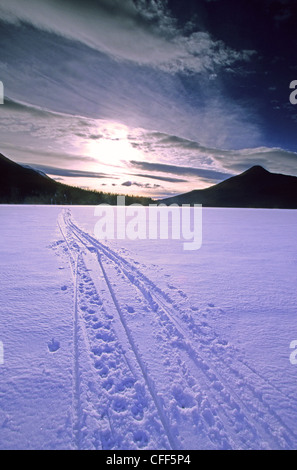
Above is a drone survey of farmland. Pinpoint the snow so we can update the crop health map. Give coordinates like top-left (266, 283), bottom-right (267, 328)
top-left (0, 205), bottom-right (296, 450)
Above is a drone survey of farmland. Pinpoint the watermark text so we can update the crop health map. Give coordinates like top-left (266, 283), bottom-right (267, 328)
top-left (94, 197), bottom-right (202, 251)
top-left (289, 80), bottom-right (297, 105)
top-left (290, 340), bottom-right (297, 365)
top-left (0, 341), bottom-right (3, 365)
top-left (0, 81), bottom-right (3, 104)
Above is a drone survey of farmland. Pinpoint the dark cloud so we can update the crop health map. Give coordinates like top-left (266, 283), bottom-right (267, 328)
top-left (122, 180), bottom-right (161, 189)
top-left (0, 0), bottom-right (254, 75)
top-left (0, 20), bottom-right (261, 149)
top-left (89, 134), bottom-right (103, 140)
top-left (133, 173), bottom-right (188, 183)
top-left (3, 97), bottom-right (60, 119)
top-left (0, 142), bottom-right (97, 167)
top-left (130, 160), bottom-right (233, 183)
top-left (23, 163), bottom-right (114, 179)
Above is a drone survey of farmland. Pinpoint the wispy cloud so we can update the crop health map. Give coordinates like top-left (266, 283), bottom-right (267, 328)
top-left (133, 173), bottom-right (188, 183)
top-left (213, 146), bottom-right (297, 176)
top-left (28, 164), bottom-right (115, 179)
top-left (0, 17), bottom-right (261, 150)
top-left (129, 132), bottom-right (297, 179)
top-left (130, 160), bottom-right (233, 183)
top-left (0, 142), bottom-right (98, 168)
top-left (1, 95), bottom-right (297, 200)
top-left (0, 0), bottom-right (255, 75)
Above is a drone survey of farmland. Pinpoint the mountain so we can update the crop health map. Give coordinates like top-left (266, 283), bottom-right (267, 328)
top-left (0, 153), bottom-right (59, 202)
top-left (160, 166), bottom-right (297, 208)
top-left (0, 153), bottom-right (152, 205)
top-left (2, 153), bottom-right (296, 208)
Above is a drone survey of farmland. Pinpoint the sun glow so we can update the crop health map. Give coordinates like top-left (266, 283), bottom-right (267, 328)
top-left (86, 138), bottom-right (134, 167)
top-left (84, 121), bottom-right (142, 170)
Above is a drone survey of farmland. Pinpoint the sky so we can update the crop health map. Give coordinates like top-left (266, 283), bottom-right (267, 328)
top-left (0, 0), bottom-right (296, 198)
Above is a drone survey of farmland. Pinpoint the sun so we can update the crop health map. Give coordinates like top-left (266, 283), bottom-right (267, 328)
top-left (86, 137), bottom-right (136, 168)
top-left (82, 121), bottom-right (145, 176)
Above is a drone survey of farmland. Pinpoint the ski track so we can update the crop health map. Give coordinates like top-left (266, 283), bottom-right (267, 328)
top-left (52, 209), bottom-right (296, 450)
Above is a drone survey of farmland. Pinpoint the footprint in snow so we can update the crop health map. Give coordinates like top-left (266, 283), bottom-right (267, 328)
top-left (172, 386), bottom-right (196, 409)
top-left (48, 338), bottom-right (60, 353)
top-left (126, 305), bottom-right (135, 314)
top-left (113, 397), bottom-right (127, 413)
top-left (133, 430), bottom-right (148, 448)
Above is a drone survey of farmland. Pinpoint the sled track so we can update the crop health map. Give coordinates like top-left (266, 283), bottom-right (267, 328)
top-left (58, 220), bottom-right (82, 448)
top-left (56, 210), bottom-right (297, 450)
top-left (58, 214), bottom-right (175, 449)
top-left (96, 250), bottom-right (178, 449)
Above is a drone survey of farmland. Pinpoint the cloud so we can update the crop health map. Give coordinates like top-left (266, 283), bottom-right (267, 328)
top-left (3, 94), bottom-right (297, 193)
top-left (133, 173), bottom-right (188, 183)
top-left (0, 142), bottom-right (98, 167)
top-left (213, 146), bottom-right (297, 176)
top-left (130, 160), bottom-right (233, 182)
top-left (0, 0), bottom-right (255, 75)
top-left (28, 164), bottom-right (115, 179)
top-left (0, 21), bottom-right (261, 150)
top-left (4, 97), bottom-right (60, 118)
top-left (122, 180), bottom-right (161, 189)
top-left (0, 98), bottom-right (138, 167)
top-left (128, 131), bottom-right (297, 179)
top-left (2, 93), bottom-right (297, 199)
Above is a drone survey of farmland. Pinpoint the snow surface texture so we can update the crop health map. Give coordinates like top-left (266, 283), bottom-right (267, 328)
top-left (0, 206), bottom-right (296, 450)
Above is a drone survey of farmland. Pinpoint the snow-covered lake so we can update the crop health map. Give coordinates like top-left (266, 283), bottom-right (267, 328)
top-left (0, 205), bottom-right (296, 450)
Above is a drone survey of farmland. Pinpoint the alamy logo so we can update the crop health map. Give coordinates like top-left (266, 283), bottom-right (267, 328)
top-left (94, 196), bottom-right (202, 251)
top-left (290, 340), bottom-right (297, 365)
top-left (0, 81), bottom-right (3, 104)
top-left (289, 80), bottom-right (297, 105)
top-left (0, 341), bottom-right (4, 365)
